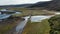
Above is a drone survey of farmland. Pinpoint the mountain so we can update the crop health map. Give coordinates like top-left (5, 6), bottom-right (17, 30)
top-left (0, 1), bottom-right (52, 8)
top-left (28, 0), bottom-right (60, 11)
top-left (0, 0), bottom-right (60, 11)
top-left (0, 4), bottom-right (33, 8)
top-left (27, 1), bottom-right (52, 8)
top-left (47, 0), bottom-right (60, 11)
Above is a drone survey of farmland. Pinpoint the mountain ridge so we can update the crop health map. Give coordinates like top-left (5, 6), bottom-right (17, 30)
top-left (0, 4), bottom-right (33, 8)
top-left (0, 0), bottom-right (60, 11)
top-left (27, 1), bottom-right (52, 8)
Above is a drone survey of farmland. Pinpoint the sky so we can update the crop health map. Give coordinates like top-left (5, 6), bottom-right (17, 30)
top-left (0, 0), bottom-right (51, 5)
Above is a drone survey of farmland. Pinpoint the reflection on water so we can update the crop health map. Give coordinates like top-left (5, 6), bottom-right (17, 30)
top-left (0, 14), bottom-right (11, 19)
top-left (15, 12), bottom-right (22, 14)
top-left (0, 11), bottom-right (21, 20)
top-left (16, 17), bottom-right (29, 33)
top-left (25, 15), bottom-right (52, 22)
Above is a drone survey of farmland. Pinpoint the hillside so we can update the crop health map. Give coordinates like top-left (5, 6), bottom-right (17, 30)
top-left (0, 0), bottom-right (60, 11)
top-left (47, 0), bottom-right (60, 11)
top-left (28, 0), bottom-right (60, 11)
top-left (28, 1), bottom-right (52, 8)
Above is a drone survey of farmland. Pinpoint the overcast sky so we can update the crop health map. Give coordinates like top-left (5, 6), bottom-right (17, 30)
top-left (0, 0), bottom-right (51, 5)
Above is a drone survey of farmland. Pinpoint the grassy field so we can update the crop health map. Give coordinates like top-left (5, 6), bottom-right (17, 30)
top-left (10, 8), bottom-right (55, 17)
top-left (0, 22), bottom-right (16, 34)
top-left (22, 19), bottom-right (51, 34)
top-left (0, 17), bottom-right (21, 34)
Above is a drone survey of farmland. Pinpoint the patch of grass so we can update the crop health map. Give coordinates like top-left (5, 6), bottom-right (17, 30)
top-left (0, 24), bottom-right (14, 34)
top-left (10, 8), bottom-right (55, 17)
top-left (22, 19), bottom-right (50, 34)
top-left (0, 18), bottom-right (20, 34)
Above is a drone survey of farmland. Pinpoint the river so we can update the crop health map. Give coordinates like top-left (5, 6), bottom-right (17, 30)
top-left (0, 11), bottom-right (60, 34)
top-left (16, 12), bottom-right (60, 34)
top-left (24, 15), bottom-right (53, 22)
top-left (16, 15), bottom-right (54, 34)
top-left (0, 12), bottom-right (21, 20)
top-left (16, 17), bottom-right (29, 34)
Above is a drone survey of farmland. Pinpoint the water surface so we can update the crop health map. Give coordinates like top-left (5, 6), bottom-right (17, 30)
top-left (25, 15), bottom-right (52, 22)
